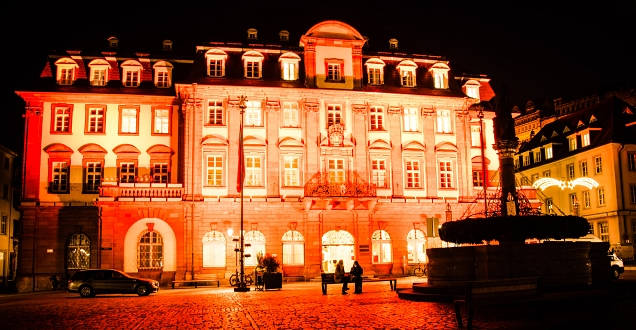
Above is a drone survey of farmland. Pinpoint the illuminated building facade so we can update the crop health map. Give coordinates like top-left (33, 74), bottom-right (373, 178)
top-left (15, 21), bottom-right (499, 291)
top-left (516, 97), bottom-right (636, 260)
top-left (0, 144), bottom-right (19, 291)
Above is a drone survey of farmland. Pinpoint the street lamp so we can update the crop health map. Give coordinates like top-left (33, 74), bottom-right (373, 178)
top-left (235, 96), bottom-right (250, 292)
top-left (477, 105), bottom-right (488, 218)
top-left (573, 196), bottom-right (580, 217)
top-left (446, 203), bottom-right (452, 222)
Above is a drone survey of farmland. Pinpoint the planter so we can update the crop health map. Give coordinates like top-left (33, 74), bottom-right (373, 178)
top-left (263, 272), bottom-right (283, 290)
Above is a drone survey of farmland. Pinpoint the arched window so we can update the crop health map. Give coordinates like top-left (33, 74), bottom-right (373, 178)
top-left (407, 229), bottom-right (426, 263)
top-left (67, 234), bottom-right (90, 269)
top-left (138, 230), bottom-right (164, 270)
top-left (202, 231), bottom-right (226, 267)
top-left (244, 230), bottom-right (266, 266)
top-left (281, 230), bottom-right (304, 265)
top-left (371, 230), bottom-right (392, 264)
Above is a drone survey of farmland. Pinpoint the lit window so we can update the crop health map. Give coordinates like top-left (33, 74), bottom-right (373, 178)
top-left (328, 159), bottom-right (345, 183)
top-left (629, 153), bottom-right (636, 171)
top-left (121, 60), bottom-right (142, 87)
top-left (567, 164), bottom-right (575, 180)
top-left (120, 107), bottom-right (138, 134)
top-left (407, 229), bottom-right (426, 263)
top-left (138, 230), bottom-right (164, 270)
top-left (534, 150), bottom-right (542, 163)
top-left (280, 52), bottom-right (300, 81)
top-left (244, 231), bottom-right (266, 267)
top-left (52, 105), bottom-right (72, 133)
top-left (545, 146), bottom-right (553, 159)
top-left (282, 230), bottom-right (304, 266)
top-left (51, 161), bottom-right (69, 193)
top-left (595, 156), bottom-right (602, 174)
top-left (365, 58), bottom-right (385, 85)
top-left (598, 188), bottom-right (605, 206)
top-left (569, 193), bottom-right (577, 211)
top-left (152, 163), bottom-right (169, 183)
top-left (119, 163), bottom-right (135, 183)
top-left (464, 80), bottom-right (480, 99)
top-left (153, 61), bottom-right (173, 88)
top-left (397, 60), bottom-right (417, 87)
top-left (205, 49), bottom-right (227, 78)
top-left (206, 156), bottom-right (223, 186)
top-left (370, 106), bottom-right (384, 130)
top-left (581, 161), bottom-right (588, 176)
top-left (88, 59), bottom-right (109, 86)
top-left (583, 190), bottom-right (591, 208)
top-left (327, 104), bottom-right (342, 127)
top-left (582, 133), bottom-right (591, 147)
top-left (430, 63), bottom-right (450, 89)
top-left (471, 126), bottom-right (481, 147)
top-left (67, 234), bottom-right (90, 270)
top-left (371, 230), bottom-right (392, 263)
top-left (598, 222), bottom-right (609, 242)
top-left (406, 160), bottom-right (420, 188)
top-left (372, 159), bottom-right (387, 188)
top-left (569, 137), bottom-right (577, 151)
top-left (439, 161), bottom-right (453, 189)
top-left (327, 62), bottom-right (342, 81)
top-left (243, 51), bottom-right (264, 79)
top-left (283, 157), bottom-right (299, 186)
top-left (524, 155), bottom-right (530, 166)
top-left (245, 156), bottom-right (262, 186)
top-left (545, 198), bottom-right (553, 214)
top-left (85, 162), bottom-right (102, 192)
top-left (404, 108), bottom-right (418, 132)
top-left (245, 101), bottom-right (262, 126)
top-left (436, 110), bottom-right (452, 133)
top-left (55, 58), bottom-right (78, 85)
top-left (207, 101), bottom-right (224, 125)
top-left (472, 170), bottom-right (483, 187)
top-left (153, 108), bottom-right (170, 134)
top-left (202, 231), bottom-right (226, 267)
top-left (283, 102), bottom-right (298, 127)
top-left (156, 72), bottom-right (169, 88)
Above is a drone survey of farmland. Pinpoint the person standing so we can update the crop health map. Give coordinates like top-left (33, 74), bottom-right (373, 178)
top-left (350, 261), bottom-right (364, 293)
top-left (334, 260), bottom-right (350, 294)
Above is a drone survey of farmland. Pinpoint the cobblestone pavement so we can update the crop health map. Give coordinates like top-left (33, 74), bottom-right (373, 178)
top-left (2, 277), bottom-right (635, 330)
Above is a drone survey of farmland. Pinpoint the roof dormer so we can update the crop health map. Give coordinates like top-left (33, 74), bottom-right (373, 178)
top-left (54, 57), bottom-right (79, 85)
top-left (108, 36), bottom-right (119, 49)
top-left (247, 28), bottom-right (258, 40)
top-left (162, 40), bottom-right (172, 51)
top-left (279, 30), bottom-right (289, 41)
top-left (389, 38), bottom-right (398, 49)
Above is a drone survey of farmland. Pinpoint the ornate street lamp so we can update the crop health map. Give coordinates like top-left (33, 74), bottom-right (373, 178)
top-left (477, 105), bottom-right (488, 217)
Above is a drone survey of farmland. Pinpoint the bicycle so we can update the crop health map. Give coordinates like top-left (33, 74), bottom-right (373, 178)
top-left (412, 263), bottom-right (427, 277)
top-left (229, 269), bottom-right (254, 287)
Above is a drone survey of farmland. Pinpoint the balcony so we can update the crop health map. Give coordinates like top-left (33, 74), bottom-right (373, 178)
top-left (304, 171), bottom-right (376, 197)
top-left (98, 183), bottom-right (184, 202)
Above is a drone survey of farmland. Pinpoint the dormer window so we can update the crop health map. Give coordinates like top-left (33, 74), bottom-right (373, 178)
top-left (430, 63), bottom-right (450, 89)
top-left (365, 58), bottom-right (385, 85)
top-left (205, 48), bottom-right (228, 77)
top-left (153, 61), bottom-right (173, 88)
top-left (397, 60), bottom-right (417, 87)
top-left (121, 60), bottom-right (142, 87)
top-left (325, 59), bottom-right (344, 82)
top-left (389, 38), bottom-right (398, 50)
top-left (88, 59), bottom-right (109, 86)
top-left (279, 30), bottom-right (289, 41)
top-left (247, 28), bottom-right (258, 40)
top-left (54, 58), bottom-right (79, 85)
top-left (464, 80), bottom-right (480, 99)
top-left (279, 52), bottom-right (300, 81)
top-left (162, 40), bottom-right (172, 51)
top-left (242, 50), bottom-right (264, 79)
top-left (108, 36), bottom-right (119, 49)
top-left (568, 136), bottom-right (577, 151)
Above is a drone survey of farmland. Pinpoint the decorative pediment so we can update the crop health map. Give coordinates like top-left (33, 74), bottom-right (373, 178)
top-left (577, 120), bottom-right (585, 128)
top-left (201, 134), bottom-right (229, 146)
top-left (303, 100), bottom-right (319, 112)
top-left (540, 135), bottom-right (547, 142)
top-left (146, 144), bottom-right (173, 155)
top-left (387, 105), bottom-right (402, 116)
top-left (243, 135), bottom-right (267, 147)
top-left (44, 143), bottom-right (74, 155)
top-left (113, 144), bottom-right (141, 155)
top-left (368, 139), bottom-right (391, 150)
top-left (563, 126), bottom-right (571, 133)
top-left (78, 143), bottom-right (107, 155)
top-left (551, 131), bottom-right (558, 138)
top-left (471, 156), bottom-right (491, 165)
top-left (265, 98), bottom-right (280, 111)
top-left (623, 106), bottom-right (633, 115)
top-left (435, 142), bottom-right (458, 152)
top-left (402, 140), bottom-right (426, 152)
top-left (351, 103), bottom-right (368, 114)
top-left (589, 115), bottom-right (597, 123)
top-left (278, 137), bottom-right (304, 148)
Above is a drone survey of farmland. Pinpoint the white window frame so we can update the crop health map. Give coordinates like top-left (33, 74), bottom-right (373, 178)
top-left (88, 59), bottom-right (109, 86)
top-left (397, 60), bottom-right (417, 87)
top-left (85, 162), bottom-right (102, 192)
top-left (599, 222), bottom-right (609, 242)
top-left (523, 154), bottom-right (530, 166)
top-left (404, 108), bottom-right (418, 132)
top-left (326, 61), bottom-right (343, 82)
top-left (282, 230), bottom-right (304, 266)
top-left (87, 107), bottom-right (105, 133)
top-left (53, 106), bottom-right (71, 132)
top-left (598, 187), bottom-right (606, 206)
top-left (153, 109), bottom-right (169, 134)
top-left (545, 146), bottom-right (553, 159)
top-left (534, 149), bottom-right (542, 163)
top-left (569, 136), bottom-right (577, 151)
top-left (283, 156), bottom-right (300, 187)
top-left (582, 132), bottom-right (591, 147)
top-left (243, 51), bottom-right (264, 79)
top-left (206, 155), bottom-right (223, 186)
top-left (405, 159), bottom-right (421, 188)
top-left (439, 160), bottom-right (454, 189)
top-left (430, 62), bottom-right (450, 89)
top-left (436, 110), bottom-right (452, 133)
top-left (282, 102), bottom-right (299, 127)
top-left (470, 126), bottom-right (481, 147)
top-left (371, 159), bottom-right (387, 188)
top-left (583, 190), bottom-right (591, 208)
top-left (245, 101), bottom-right (262, 126)
top-left (202, 231), bottom-right (226, 268)
top-left (372, 230), bottom-right (392, 264)
top-left (119, 162), bottom-right (136, 183)
top-left (121, 108), bottom-right (138, 133)
top-left (595, 156), bottom-right (602, 174)
top-left (51, 161), bottom-right (69, 193)
top-left (370, 106), bottom-right (384, 130)
top-left (245, 155), bottom-right (262, 186)
top-left (581, 161), bottom-right (588, 177)
top-left (205, 49), bottom-right (228, 77)
top-left (567, 164), bottom-right (575, 180)
top-left (628, 153), bottom-right (636, 171)
top-left (464, 80), bottom-right (480, 99)
top-left (138, 230), bottom-right (163, 270)
top-left (121, 60), bottom-right (142, 87)
top-left (328, 159), bottom-right (346, 183)
top-left (365, 58), bottom-right (385, 85)
top-left (279, 52), bottom-right (300, 81)
top-left (326, 104), bottom-right (342, 127)
top-left (207, 100), bottom-right (224, 125)
top-left (55, 58), bottom-right (78, 85)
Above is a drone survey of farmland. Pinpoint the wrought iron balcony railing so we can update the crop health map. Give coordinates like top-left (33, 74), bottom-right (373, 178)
top-left (304, 171), bottom-right (376, 197)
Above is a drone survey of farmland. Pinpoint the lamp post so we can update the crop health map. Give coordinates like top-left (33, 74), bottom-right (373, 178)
top-left (235, 96), bottom-right (250, 292)
top-left (477, 105), bottom-right (488, 218)
top-left (573, 196), bottom-right (580, 217)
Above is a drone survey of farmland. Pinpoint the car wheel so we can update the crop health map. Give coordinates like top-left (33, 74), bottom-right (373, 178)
top-left (136, 284), bottom-right (151, 296)
top-left (612, 267), bottom-right (620, 280)
top-left (79, 285), bottom-right (94, 298)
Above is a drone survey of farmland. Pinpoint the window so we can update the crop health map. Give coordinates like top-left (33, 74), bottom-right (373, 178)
top-left (531, 174), bottom-right (539, 183)
top-left (582, 133), bottom-right (591, 147)
top-left (202, 231), bottom-right (226, 267)
top-left (279, 30), bottom-right (289, 41)
top-left (372, 159), bottom-right (387, 188)
top-left (583, 190), bottom-right (591, 208)
top-left (59, 68), bottom-right (74, 85)
top-left (85, 162), bottom-right (102, 193)
top-left (1, 214), bottom-right (6, 235)
top-left (524, 155), bottom-right (530, 166)
top-left (282, 230), bottom-right (304, 266)
top-left (66, 234), bottom-right (90, 269)
top-left (280, 52), bottom-right (300, 81)
top-left (85, 106), bottom-right (105, 133)
top-left (370, 106), bottom-right (384, 130)
top-left (630, 185), bottom-right (636, 204)
top-left (569, 137), bottom-right (577, 151)
top-left (365, 58), bottom-right (385, 85)
top-left (543, 170), bottom-right (551, 177)
top-left (534, 150), bottom-right (542, 163)
top-left (120, 106), bottom-right (139, 134)
top-left (283, 102), bottom-right (298, 127)
top-left (439, 161), bottom-right (453, 189)
top-left (2, 184), bottom-right (7, 199)
top-left (119, 163), bottom-right (135, 183)
top-left (404, 108), bottom-right (418, 132)
top-left (326, 60), bottom-right (343, 81)
top-left (243, 51), bottom-right (264, 79)
top-left (567, 164), bottom-right (575, 180)
top-left (156, 72), bottom-right (169, 88)
top-left (138, 230), bottom-right (164, 270)
top-left (436, 110), bottom-right (452, 133)
top-left (245, 156), bottom-right (262, 186)
top-left (206, 48), bottom-right (228, 77)
top-left (153, 61), bottom-right (173, 88)
top-left (152, 163), bottom-right (169, 183)
top-left (407, 229), bottom-right (426, 263)
top-left (598, 222), bottom-right (609, 242)
top-left (326, 104), bottom-right (342, 127)
top-left (406, 160), bottom-right (420, 188)
top-left (245, 101), bottom-right (262, 126)
top-left (207, 101), bottom-right (224, 125)
top-left (472, 170), bottom-right (483, 187)
top-left (247, 28), bottom-right (258, 39)
top-left (244, 231), bottom-right (266, 267)
top-left (88, 59), bottom-right (109, 86)
top-left (328, 159), bottom-right (345, 183)
top-left (55, 58), bottom-right (77, 85)
top-left (283, 157), bottom-right (300, 186)
top-left (470, 126), bottom-right (481, 147)
top-left (629, 153), bottom-right (636, 171)
top-left (153, 108), bottom-right (170, 134)
top-left (121, 60), bottom-right (142, 87)
top-left (397, 60), bottom-right (417, 87)
top-left (52, 105), bottom-right (72, 133)
top-left (372, 230), bottom-right (392, 263)
top-left (545, 198), bottom-right (553, 214)
top-left (581, 161), bottom-right (588, 177)
top-left (430, 63), bottom-right (450, 89)
top-left (595, 156), bottom-right (602, 174)
top-left (51, 162), bottom-right (69, 193)
top-left (464, 80), bottom-right (480, 99)
top-left (569, 193), bottom-right (578, 211)
top-left (598, 188), bottom-right (605, 206)
top-left (206, 156), bottom-right (223, 186)
top-left (545, 146), bottom-right (553, 159)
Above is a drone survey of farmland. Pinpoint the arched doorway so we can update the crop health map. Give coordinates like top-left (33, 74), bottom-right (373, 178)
top-left (322, 230), bottom-right (354, 273)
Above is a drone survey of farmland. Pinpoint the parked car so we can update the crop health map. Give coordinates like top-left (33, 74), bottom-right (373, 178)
top-left (68, 269), bottom-right (159, 298)
top-left (609, 253), bottom-right (625, 279)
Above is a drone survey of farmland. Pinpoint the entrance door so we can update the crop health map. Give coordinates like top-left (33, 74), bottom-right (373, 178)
top-left (322, 230), bottom-right (355, 273)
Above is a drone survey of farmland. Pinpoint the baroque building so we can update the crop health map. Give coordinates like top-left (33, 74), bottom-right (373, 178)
top-left (15, 21), bottom-right (498, 291)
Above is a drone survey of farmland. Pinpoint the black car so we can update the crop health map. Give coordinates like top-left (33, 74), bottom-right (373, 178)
top-left (68, 269), bottom-right (159, 297)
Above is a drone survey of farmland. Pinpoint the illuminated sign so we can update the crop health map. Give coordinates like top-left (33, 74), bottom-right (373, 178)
top-left (532, 177), bottom-right (600, 191)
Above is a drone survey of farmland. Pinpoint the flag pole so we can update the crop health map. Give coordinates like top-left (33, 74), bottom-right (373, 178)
top-left (235, 96), bottom-right (249, 292)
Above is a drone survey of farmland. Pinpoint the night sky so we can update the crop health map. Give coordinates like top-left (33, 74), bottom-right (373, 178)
top-left (2, 0), bottom-right (635, 154)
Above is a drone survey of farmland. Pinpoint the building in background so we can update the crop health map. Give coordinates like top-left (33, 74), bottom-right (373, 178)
top-left (0, 144), bottom-right (20, 292)
top-left (15, 20), bottom-right (499, 292)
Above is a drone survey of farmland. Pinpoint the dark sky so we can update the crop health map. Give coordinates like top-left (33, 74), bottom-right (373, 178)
top-left (2, 0), bottom-right (635, 153)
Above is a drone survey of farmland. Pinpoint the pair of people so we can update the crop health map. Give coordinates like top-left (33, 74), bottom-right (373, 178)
top-left (334, 260), bottom-right (364, 294)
